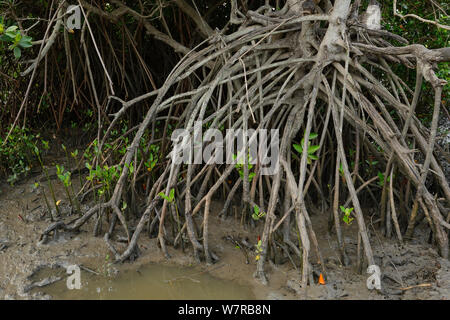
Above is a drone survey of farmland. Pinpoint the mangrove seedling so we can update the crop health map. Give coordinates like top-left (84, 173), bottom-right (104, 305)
top-left (144, 144), bottom-right (159, 173)
top-left (159, 188), bottom-right (181, 238)
top-left (293, 132), bottom-right (320, 164)
top-left (255, 239), bottom-right (263, 261)
top-left (340, 206), bottom-right (354, 225)
top-left (34, 182), bottom-right (53, 221)
top-left (233, 152), bottom-right (256, 182)
top-left (377, 171), bottom-right (394, 187)
top-left (252, 205), bottom-right (266, 221)
top-left (56, 165), bottom-right (80, 213)
top-left (159, 188), bottom-right (175, 203)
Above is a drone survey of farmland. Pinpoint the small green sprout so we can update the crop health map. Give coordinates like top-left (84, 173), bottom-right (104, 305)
top-left (252, 205), bottom-right (266, 221)
top-left (233, 152), bottom-right (256, 181)
top-left (293, 132), bottom-right (320, 164)
top-left (159, 188), bottom-right (175, 203)
top-left (340, 206), bottom-right (354, 225)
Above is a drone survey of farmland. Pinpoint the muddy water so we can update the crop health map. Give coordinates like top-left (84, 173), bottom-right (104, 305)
top-left (34, 264), bottom-right (256, 300)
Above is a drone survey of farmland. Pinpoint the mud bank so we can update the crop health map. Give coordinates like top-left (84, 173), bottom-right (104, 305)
top-left (0, 177), bottom-right (449, 300)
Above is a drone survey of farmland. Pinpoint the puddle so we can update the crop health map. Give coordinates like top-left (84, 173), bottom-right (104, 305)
top-left (31, 264), bottom-right (256, 300)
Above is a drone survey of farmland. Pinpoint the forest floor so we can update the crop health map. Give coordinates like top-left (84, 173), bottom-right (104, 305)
top-left (0, 172), bottom-right (449, 300)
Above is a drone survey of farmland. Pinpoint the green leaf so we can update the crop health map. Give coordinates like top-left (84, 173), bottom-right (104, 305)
top-left (307, 145), bottom-right (320, 154)
top-left (254, 205), bottom-right (260, 215)
top-left (377, 171), bottom-right (384, 186)
top-left (18, 35), bottom-right (32, 48)
top-left (309, 154), bottom-right (319, 160)
top-left (41, 140), bottom-right (49, 149)
top-left (56, 165), bottom-right (64, 175)
top-left (293, 143), bottom-right (303, 154)
top-left (169, 188), bottom-right (175, 202)
top-left (5, 25), bottom-right (18, 33)
top-left (308, 132), bottom-right (318, 140)
top-left (340, 205), bottom-right (345, 212)
top-left (159, 191), bottom-right (170, 202)
top-left (14, 32), bottom-right (21, 43)
top-left (5, 25), bottom-right (18, 38)
top-left (13, 46), bottom-right (21, 59)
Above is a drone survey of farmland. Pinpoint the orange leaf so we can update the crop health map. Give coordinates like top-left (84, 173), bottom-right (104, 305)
top-left (318, 273), bottom-right (326, 285)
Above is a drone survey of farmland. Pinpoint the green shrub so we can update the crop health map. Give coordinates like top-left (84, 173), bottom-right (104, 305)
top-left (0, 127), bottom-right (39, 184)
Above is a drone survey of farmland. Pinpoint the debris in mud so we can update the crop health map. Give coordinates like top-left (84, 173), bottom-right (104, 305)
top-left (287, 274), bottom-right (351, 300)
top-left (30, 292), bottom-right (52, 300)
top-left (284, 241), bottom-right (450, 300)
top-left (0, 238), bottom-right (9, 252)
top-left (373, 243), bottom-right (448, 299)
top-left (266, 292), bottom-right (288, 300)
top-left (23, 276), bottom-right (62, 293)
top-left (434, 258), bottom-right (450, 299)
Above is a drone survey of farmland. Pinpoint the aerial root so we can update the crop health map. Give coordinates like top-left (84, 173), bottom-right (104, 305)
top-left (38, 1), bottom-right (449, 286)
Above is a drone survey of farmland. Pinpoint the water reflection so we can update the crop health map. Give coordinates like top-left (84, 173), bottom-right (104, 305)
top-left (35, 264), bottom-right (255, 300)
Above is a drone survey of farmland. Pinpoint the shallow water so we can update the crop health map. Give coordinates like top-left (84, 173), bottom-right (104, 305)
top-left (34, 264), bottom-right (256, 300)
